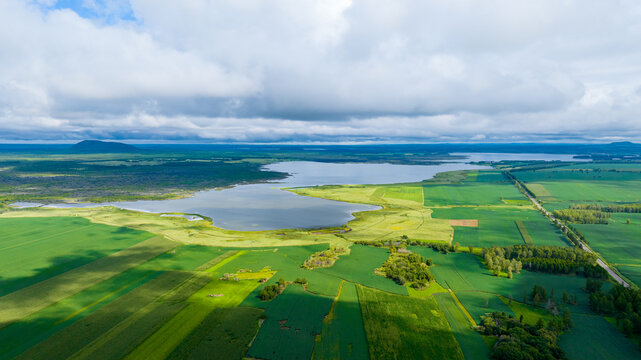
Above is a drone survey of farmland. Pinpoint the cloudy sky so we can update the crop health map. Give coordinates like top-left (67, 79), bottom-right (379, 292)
top-left (2, 0), bottom-right (641, 143)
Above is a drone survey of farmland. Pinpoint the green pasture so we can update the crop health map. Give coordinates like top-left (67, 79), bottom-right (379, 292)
top-left (357, 284), bottom-right (464, 360)
top-left (454, 292), bottom-right (513, 322)
top-left (559, 314), bottom-right (640, 360)
top-left (313, 281), bottom-right (369, 360)
top-left (431, 207), bottom-right (568, 247)
top-left (411, 249), bottom-right (596, 312)
top-left (433, 293), bottom-right (489, 360)
top-left (315, 245), bottom-right (406, 295)
top-left (248, 285), bottom-right (334, 360)
top-left (0, 216), bottom-right (154, 295)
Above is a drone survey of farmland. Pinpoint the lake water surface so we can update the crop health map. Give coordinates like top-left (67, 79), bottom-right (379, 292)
top-left (18, 153), bottom-right (582, 231)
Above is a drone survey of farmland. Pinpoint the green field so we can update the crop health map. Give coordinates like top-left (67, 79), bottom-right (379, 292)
top-left (0, 216), bottom-right (155, 295)
top-left (559, 314), bottom-right (641, 360)
top-left (434, 293), bottom-right (489, 360)
top-left (248, 285), bottom-right (334, 360)
top-left (313, 281), bottom-right (369, 360)
top-left (431, 207), bottom-right (568, 248)
top-left (166, 307), bottom-right (263, 360)
top-left (357, 284), bottom-right (464, 360)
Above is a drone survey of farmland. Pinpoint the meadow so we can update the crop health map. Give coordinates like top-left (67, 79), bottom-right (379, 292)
top-left (357, 285), bottom-right (464, 360)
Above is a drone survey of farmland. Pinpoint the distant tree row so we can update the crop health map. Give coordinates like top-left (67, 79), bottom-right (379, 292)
top-left (588, 281), bottom-right (641, 337)
top-left (570, 203), bottom-right (641, 213)
top-left (553, 209), bottom-right (610, 224)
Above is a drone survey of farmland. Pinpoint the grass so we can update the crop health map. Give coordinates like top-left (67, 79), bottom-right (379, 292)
top-left (248, 285), bottom-right (334, 360)
top-left (559, 313), bottom-right (641, 360)
top-left (433, 293), bottom-right (489, 360)
top-left (357, 284), bottom-right (464, 360)
top-left (455, 292), bottom-right (514, 323)
top-left (515, 220), bottom-right (533, 244)
top-left (315, 245), bottom-right (406, 295)
top-left (166, 307), bottom-right (263, 360)
top-left (498, 295), bottom-right (552, 326)
top-left (0, 236), bottom-right (177, 328)
top-left (0, 216), bottom-right (154, 296)
top-left (313, 281), bottom-right (369, 360)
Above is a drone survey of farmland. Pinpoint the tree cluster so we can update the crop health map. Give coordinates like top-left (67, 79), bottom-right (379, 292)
top-left (379, 252), bottom-right (434, 289)
top-left (553, 209), bottom-right (609, 224)
top-left (258, 277), bottom-right (287, 301)
top-left (588, 282), bottom-right (641, 337)
top-left (480, 311), bottom-right (569, 360)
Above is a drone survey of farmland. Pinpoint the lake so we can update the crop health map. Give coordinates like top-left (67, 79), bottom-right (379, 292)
top-left (16, 153), bottom-right (582, 231)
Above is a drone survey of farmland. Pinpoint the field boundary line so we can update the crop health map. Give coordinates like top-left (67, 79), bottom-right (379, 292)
top-left (203, 250), bottom-right (246, 274)
top-left (448, 290), bottom-right (476, 327)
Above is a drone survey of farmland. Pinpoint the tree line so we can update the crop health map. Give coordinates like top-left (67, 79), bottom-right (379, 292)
top-left (553, 209), bottom-right (610, 224)
top-left (483, 245), bottom-right (600, 277)
top-left (570, 203), bottom-right (641, 213)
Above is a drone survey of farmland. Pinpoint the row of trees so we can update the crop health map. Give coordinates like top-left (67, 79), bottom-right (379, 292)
top-left (553, 209), bottom-right (610, 224)
top-left (588, 282), bottom-right (641, 337)
top-left (379, 252), bottom-right (434, 289)
top-left (570, 203), bottom-right (641, 213)
top-left (482, 245), bottom-right (599, 277)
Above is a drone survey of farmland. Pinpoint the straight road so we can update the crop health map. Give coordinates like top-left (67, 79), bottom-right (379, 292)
top-left (508, 172), bottom-right (630, 288)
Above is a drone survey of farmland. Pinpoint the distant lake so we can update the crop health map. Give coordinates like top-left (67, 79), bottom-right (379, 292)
top-left (15, 153), bottom-right (583, 231)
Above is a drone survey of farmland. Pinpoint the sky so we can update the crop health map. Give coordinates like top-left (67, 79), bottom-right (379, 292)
top-left (1, 0), bottom-right (641, 143)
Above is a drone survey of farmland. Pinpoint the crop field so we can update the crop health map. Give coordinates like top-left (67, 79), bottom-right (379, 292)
top-left (247, 285), bottom-right (334, 360)
top-left (423, 183), bottom-right (523, 206)
top-left (125, 278), bottom-right (261, 360)
top-left (313, 282), bottom-right (369, 360)
top-left (559, 314), bottom-right (641, 360)
top-left (166, 307), bottom-right (263, 360)
top-left (0, 216), bottom-right (154, 295)
top-left (357, 284), bottom-right (464, 360)
top-left (431, 207), bottom-right (568, 248)
top-left (433, 293), bottom-right (489, 360)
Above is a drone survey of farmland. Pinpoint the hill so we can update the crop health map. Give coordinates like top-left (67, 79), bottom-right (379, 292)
top-left (70, 140), bottom-right (139, 153)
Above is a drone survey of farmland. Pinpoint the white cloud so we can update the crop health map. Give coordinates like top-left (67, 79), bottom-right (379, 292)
top-left (2, 0), bottom-right (641, 142)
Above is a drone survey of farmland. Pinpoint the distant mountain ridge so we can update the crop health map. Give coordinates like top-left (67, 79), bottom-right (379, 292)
top-left (70, 140), bottom-right (139, 153)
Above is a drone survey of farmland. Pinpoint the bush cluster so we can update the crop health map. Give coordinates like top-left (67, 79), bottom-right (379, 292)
top-left (380, 252), bottom-right (434, 289)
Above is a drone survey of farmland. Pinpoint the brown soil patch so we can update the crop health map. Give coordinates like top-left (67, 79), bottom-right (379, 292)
top-left (449, 219), bottom-right (478, 227)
